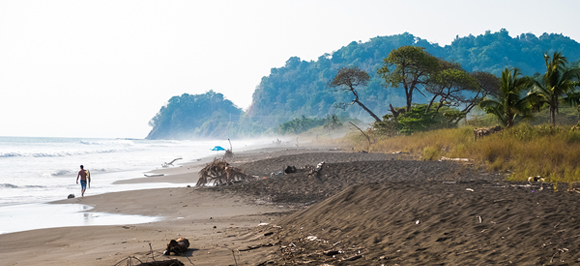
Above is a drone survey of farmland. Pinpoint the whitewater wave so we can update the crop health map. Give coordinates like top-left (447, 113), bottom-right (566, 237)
top-left (80, 140), bottom-right (135, 146)
top-left (0, 152), bottom-right (22, 158)
top-left (0, 148), bottom-right (133, 158)
top-left (0, 183), bottom-right (18, 189)
top-left (0, 183), bottom-right (48, 189)
top-left (51, 169), bottom-right (73, 176)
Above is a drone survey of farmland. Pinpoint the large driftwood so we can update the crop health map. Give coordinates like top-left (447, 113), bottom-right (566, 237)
top-left (196, 159), bottom-right (254, 186)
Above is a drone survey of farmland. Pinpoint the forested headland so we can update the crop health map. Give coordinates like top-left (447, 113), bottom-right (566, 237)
top-left (146, 29), bottom-right (580, 140)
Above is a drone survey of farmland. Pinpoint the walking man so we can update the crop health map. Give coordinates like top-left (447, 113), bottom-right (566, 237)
top-left (76, 165), bottom-right (89, 197)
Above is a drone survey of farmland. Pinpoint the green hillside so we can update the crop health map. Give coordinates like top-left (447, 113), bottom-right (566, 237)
top-left (247, 29), bottom-right (580, 131)
top-left (146, 29), bottom-right (580, 139)
top-left (146, 91), bottom-right (242, 140)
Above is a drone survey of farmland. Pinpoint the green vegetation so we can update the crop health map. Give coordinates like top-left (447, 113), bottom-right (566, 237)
top-left (247, 30), bottom-right (580, 130)
top-left (377, 46), bottom-right (439, 113)
top-left (479, 68), bottom-right (536, 127)
top-left (147, 29), bottom-right (580, 142)
top-left (278, 115), bottom-right (344, 135)
top-left (146, 91), bottom-right (242, 140)
top-left (374, 104), bottom-right (463, 135)
top-left (532, 52), bottom-right (580, 126)
top-left (329, 67), bottom-right (380, 122)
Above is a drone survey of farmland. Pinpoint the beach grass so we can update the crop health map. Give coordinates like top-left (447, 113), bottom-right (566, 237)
top-left (344, 123), bottom-right (580, 183)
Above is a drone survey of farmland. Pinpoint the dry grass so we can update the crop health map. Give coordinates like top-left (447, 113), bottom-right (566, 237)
top-left (343, 124), bottom-right (580, 183)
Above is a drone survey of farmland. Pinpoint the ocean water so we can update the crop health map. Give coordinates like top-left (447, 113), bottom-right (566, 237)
top-left (0, 136), bottom-right (264, 234)
top-left (0, 136), bottom-right (250, 206)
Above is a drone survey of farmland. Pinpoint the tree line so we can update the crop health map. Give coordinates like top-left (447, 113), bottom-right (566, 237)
top-left (330, 46), bottom-right (580, 135)
top-left (248, 30), bottom-right (580, 133)
top-left (146, 30), bottom-right (580, 139)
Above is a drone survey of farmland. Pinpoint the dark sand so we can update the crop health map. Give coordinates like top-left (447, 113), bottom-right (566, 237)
top-left (1, 146), bottom-right (580, 265)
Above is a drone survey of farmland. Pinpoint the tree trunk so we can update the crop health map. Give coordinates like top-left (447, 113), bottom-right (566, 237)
top-left (550, 106), bottom-right (556, 126)
top-left (425, 95), bottom-right (437, 113)
top-left (355, 100), bottom-right (381, 122)
top-left (506, 112), bottom-right (514, 128)
top-left (406, 89), bottom-right (413, 112)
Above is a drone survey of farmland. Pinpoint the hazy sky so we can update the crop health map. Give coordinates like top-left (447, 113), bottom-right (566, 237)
top-left (1, 0), bottom-right (579, 138)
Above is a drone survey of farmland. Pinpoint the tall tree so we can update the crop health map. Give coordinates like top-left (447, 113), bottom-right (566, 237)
top-left (532, 52), bottom-right (580, 126)
top-left (330, 67), bottom-right (381, 122)
top-left (377, 46), bottom-right (439, 113)
top-left (424, 60), bottom-right (478, 114)
top-left (479, 68), bottom-right (535, 128)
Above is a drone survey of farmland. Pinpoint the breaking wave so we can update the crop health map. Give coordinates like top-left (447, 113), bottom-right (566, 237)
top-left (0, 148), bottom-right (131, 158)
top-left (0, 183), bottom-right (47, 189)
top-left (0, 183), bottom-right (18, 189)
top-left (80, 140), bottom-right (135, 146)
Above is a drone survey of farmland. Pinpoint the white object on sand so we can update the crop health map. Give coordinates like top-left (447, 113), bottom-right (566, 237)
top-left (162, 158), bottom-right (182, 168)
top-left (144, 173), bottom-right (165, 177)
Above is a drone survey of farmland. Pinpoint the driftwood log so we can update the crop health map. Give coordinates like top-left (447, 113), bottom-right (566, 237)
top-left (196, 159), bottom-right (254, 186)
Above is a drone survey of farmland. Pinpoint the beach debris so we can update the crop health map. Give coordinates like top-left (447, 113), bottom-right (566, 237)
top-left (415, 220), bottom-right (420, 224)
top-left (308, 161), bottom-right (325, 177)
top-left (161, 158), bottom-right (182, 168)
top-left (466, 188), bottom-right (474, 192)
top-left (528, 176), bottom-right (545, 182)
top-left (196, 159), bottom-right (254, 186)
top-left (224, 138), bottom-right (235, 161)
top-left (284, 165), bottom-right (297, 174)
top-left (323, 250), bottom-right (340, 256)
top-left (473, 125), bottom-right (502, 140)
top-left (163, 238), bottom-right (190, 256)
top-left (67, 194), bottom-right (75, 199)
top-left (144, 173), bottom-right (165, 177)
top-left (306, 236), bottom-right (318, 241)
top-left (239, 243), bottom-right (274, 251)
top-left (440, 156), bottom-right (470, 162)
top-left (232, 249), bottom-right (239, 266)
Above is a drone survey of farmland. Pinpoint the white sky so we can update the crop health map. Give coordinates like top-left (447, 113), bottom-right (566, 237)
top-left (1, 0), bottom-right (579, 138)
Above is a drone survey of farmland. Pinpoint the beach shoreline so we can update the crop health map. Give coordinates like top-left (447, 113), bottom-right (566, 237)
top-left (0, 142), bottom-right (343, 265)
top-left (5, 141), bottom-right (577, 265)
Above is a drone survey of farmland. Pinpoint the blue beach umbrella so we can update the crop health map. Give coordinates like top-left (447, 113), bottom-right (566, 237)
top-left (211, 146), bottom-right (225, 151)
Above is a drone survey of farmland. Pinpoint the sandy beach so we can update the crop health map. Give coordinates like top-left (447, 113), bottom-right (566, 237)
top-left (2, 144), bottom-right (580, 265)
top-left (0, 145), bottom-right (341, 266)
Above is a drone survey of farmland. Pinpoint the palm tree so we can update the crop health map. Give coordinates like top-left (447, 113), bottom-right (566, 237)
top-left (479, 68), bottom-right (535, 128)
top-left (533, 52), bottom-right (580, 126)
